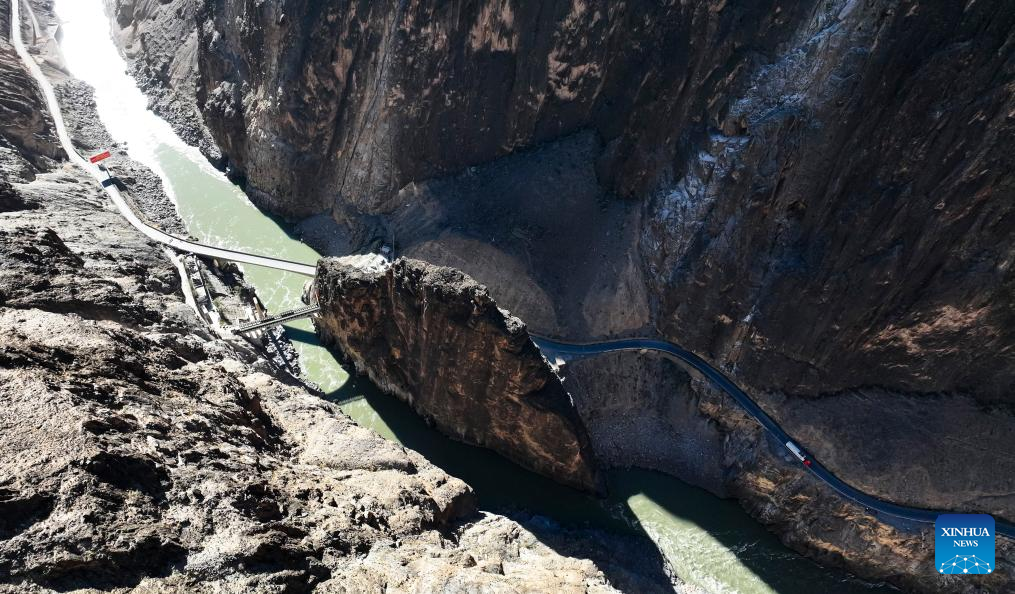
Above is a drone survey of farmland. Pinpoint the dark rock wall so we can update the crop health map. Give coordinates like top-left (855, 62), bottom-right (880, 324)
top-left (189, 0), bottom-right (1015, 403)
top-left (101, 0), bottom-right (222, 162)
top-left (192, 0), bottom-right (808, 216)
top-left (646, 0), bottom-right (1015, 403)
top-left (0, 20), bottom-right (61, 173)
top-left (102, 0), bottom-right (1015, 589)
top-left (313, 257), bottom-right (603, 493)
top-left (0, 4), bottom-right (654, 589)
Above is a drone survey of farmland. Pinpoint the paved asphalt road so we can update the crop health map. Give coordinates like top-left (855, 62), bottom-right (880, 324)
top-left (532, 336), bottom-right (1015, 540)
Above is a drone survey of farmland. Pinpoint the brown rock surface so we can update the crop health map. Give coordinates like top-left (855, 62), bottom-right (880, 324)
top-left (567, 355), bottom-right (1015, 593)
top-left (186, 0), bottom-right (810, 217)
top-left (0, 8), bottom-right (60, 175)
top-left (314, 257), bottom-right (603, 494)
top-left (115, 0), bottom-right (1015, 400)
top-left (101, 0), bottom-right (221, 163)
top-left (0, 161), bottom-right (635, 593)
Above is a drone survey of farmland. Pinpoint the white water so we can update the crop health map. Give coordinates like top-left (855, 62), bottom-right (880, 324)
top-left (49, 2), bottom-right (898, 592)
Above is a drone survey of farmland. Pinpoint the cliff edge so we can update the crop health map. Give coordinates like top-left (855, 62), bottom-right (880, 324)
top-left (314, 257), bottom-right (604, 494)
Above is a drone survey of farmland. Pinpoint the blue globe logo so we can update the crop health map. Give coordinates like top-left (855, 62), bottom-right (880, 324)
top-left (939, 555), bottom-right (992, 574)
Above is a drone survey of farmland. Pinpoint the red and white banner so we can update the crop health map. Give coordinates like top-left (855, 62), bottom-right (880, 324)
top-left (89, 150), bottom-right (112, 163)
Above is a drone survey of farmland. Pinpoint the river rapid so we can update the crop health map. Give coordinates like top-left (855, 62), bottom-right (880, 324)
top-left (51, 2), bottom-right (897, 592)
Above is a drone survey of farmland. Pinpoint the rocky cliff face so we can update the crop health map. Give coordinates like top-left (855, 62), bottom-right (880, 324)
top-left (0, 3), bottom-right (59, 175)
top-left (188, 0), bottom-right (813, 218)
top-left (567, 354), bottom-right (1015, 594)
top-left (184, 0), bottom-right (1015, 401)
top-left (101, 0), bottom-right (221, 163)
top-left (0, 231), bottom-right (623, 592)
top-left (314, 257), bottom-right (603, 494)
top-left (641, 0), bottom-right (1015, 404)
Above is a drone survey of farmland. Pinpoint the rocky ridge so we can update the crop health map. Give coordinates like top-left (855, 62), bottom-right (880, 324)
top-left (103, 0), bottom-right (222, 164)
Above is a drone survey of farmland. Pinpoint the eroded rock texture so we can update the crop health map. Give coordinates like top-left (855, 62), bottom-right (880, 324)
top-left (189, 0), bottom-right (810, 217)
top-left (102, 0), bottom-right (222, 163)
top-left (0, 7), bottom-right (60, 176)
top-left (200, 0), bottom-right (1015, 395)
top-left (314, 257), bottom-right (603, 494)
top-left (0, 152), bottom-right (633, 594)
top-left (641, 0), bottom-right (1015, 404)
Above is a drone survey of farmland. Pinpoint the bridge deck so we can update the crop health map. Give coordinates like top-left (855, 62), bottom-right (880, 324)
top-left (234, 305), bottom-right (322, 333)
top-left (531, 335), bottom-right (1015, 539)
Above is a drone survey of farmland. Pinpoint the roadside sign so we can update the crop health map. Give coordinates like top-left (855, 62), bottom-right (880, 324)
top-left (89, 150), bottom-right (111, 163)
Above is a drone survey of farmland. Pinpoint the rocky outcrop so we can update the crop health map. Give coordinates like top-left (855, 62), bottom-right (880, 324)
top-left (567, 354), bottom-right (1015, 594)
top-left (183, 0), bottom-right (797, 218)
top-left (0, 242), bottom-right (619, 592)
top-left (116, 0), bottom-right (1015, 396)
top-left (181, 0), bottom-right (1015, 401)
top-left (314, 257), bottom-right (603, 494)
top-left (101, 0), bottom-right (221, 164)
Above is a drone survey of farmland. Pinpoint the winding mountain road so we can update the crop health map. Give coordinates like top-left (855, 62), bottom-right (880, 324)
top-left (9, 0), bottom-right (316, 277)
top-left (532, 336), bottom-right (1015, 539)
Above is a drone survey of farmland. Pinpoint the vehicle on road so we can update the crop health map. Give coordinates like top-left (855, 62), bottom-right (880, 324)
top-left (785, 441), bottom-right (812, 467)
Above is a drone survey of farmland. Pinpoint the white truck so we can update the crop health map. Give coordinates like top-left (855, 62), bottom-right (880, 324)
top-left (785, 441), bottom-right (812, 467)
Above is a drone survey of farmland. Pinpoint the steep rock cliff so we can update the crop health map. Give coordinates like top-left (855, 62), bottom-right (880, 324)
top-left (189, 0), bottom-right (814, 218)
top-left (0, 2), bottom-right (59, 174)
top-left (101, 0), bottom-right (222, 163)
top-left (566, 354), bottom-right (1015, 594)
top-left (0, 218), bottom-right (623, 591)
top-left (122, 0), bottom-right (1015, 401)
top-left (313, 257), bottom-right (603, 494)
top-left (642, 0), bottom-right (1015, 403)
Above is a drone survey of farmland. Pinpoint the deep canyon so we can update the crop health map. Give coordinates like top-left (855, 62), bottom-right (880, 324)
top-left (2, 0), bottom-right (1013, 592)
top-left (0, 1), bottom-right (671, 592)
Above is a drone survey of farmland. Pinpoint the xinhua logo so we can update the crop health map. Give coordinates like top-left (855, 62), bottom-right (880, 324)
top-left (935, 514), bottom-right (994, 575)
